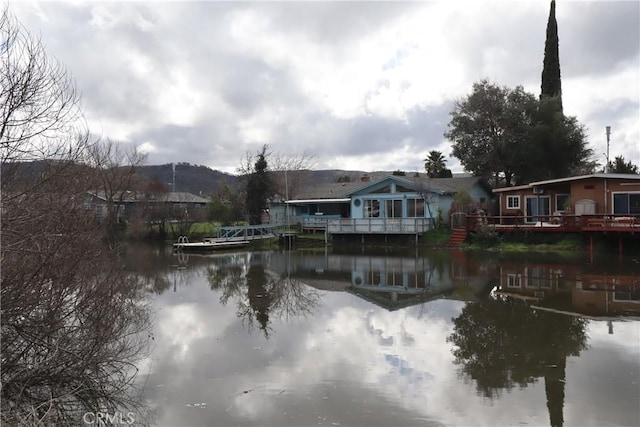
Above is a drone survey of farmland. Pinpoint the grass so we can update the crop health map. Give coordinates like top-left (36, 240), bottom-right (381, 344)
top-left (463, 236), bottom-right (585, 253)
top-left (422, 228), bottom-right (452, 246)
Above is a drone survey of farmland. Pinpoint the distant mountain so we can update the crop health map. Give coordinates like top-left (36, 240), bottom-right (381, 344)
top-left (134, 165), bottom-right (376, 197)
top-left (5, 160), bottom-right (468, 198)
top-left (135, 163), bottom-right (238, 197)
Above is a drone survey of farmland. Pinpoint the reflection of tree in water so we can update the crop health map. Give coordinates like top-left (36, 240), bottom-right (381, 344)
top-left (208, 263), bottom-right (320, 338)
top-left (448, 297), bottom-right (588, 427)
top-left (247, 265), bottom-right (274, 336)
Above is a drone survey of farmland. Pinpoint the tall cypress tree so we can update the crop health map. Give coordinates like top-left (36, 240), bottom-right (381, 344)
top-left (541, 0), bottom-right (562, 112)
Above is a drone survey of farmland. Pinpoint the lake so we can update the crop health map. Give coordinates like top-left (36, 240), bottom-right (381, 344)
top-left (128, 244), bottom-right (640, 427)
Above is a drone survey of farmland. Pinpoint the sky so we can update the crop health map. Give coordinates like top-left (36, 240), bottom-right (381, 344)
top-left (9, 0), bottom-right (640, 175)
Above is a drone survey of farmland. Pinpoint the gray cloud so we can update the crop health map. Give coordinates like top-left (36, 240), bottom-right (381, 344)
top-left (561, 1), bottom-right (640, 77)
top-left (10, 1), bottom-right (639, 173)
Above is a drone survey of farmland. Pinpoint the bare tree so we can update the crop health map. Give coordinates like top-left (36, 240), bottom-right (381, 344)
top-left (237, 146), bottom-right (316, 217)
top-left (86, 139), bottom-right (147, 247)
top-left (1, 8), bottom-right (152, 425)
top-left (0, 8), bottom-right (85, 164)
top-left (269, 149), bottom-right (316, 199)
top-left (1, 171), bottom-right (153, 426)
top-left (412, 174), bottom-right (436, 227)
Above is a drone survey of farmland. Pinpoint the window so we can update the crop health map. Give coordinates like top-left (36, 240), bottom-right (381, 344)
top-left (527, 267), bottom-right (553, 289)
top-left (506, 195), bottom-right (520, 209)
top-left (407, 199), bottom-right (425, 217)
top-left (556, 194), bottom-right (570, 212)
top-left (365, 199), bottom-right (380, 218)
top-left (613, 285), bottom-right (640, 302)
top-left (614, 193), bottom-right (640, 215)
top-left (371, 185), bottom-right (391, 194)
top-left (507, 274), bottom-right (522, 288)
top-left (385, 199), bottom-right (403, 218)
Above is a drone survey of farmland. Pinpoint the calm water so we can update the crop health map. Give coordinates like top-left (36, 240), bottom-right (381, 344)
top-left (128, 245), bottom-right (640, 427)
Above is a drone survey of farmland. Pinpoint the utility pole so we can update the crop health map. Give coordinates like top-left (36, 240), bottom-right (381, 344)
top-left (172, 163), bottom-right (176, 192)
top-left (605, 126), bottom-right (611, 172)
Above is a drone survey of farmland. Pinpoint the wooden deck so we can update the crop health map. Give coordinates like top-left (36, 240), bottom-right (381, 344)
top-left (465, 214), bottom-right (640, 234)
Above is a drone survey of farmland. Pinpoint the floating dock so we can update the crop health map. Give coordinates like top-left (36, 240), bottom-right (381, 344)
top-left (173, 236), bottom-right (251, 251)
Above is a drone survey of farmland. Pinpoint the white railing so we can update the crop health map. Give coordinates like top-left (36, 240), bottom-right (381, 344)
top-left (301, 214), bottom-right (341, 229)
top-left (327, 218), bottom-right (433, 234)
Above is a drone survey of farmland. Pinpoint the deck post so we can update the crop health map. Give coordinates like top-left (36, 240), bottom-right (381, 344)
top-left (589, 235), bottom-right (594, 264)
top-left (619, 234), bottom-right (623, 258)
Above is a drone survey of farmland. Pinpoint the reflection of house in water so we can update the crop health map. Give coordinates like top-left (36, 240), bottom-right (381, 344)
top-left (347, 256), bottom-right (455, 311)
top-left (269, 251), bottom-right (496, 311)
top-left (497, 262), bottom-right (640, 318)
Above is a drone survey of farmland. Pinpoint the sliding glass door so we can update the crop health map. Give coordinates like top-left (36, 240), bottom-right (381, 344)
top-left (525, 196), bottom-right (550, 223)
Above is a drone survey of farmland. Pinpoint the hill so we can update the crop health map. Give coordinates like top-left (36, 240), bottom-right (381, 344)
top-left (5, 161), bottom-right (463, 197)
top-left (134, 165), bottom-right (375, 197)
top-left (135, 163), bottom-right (238, 196)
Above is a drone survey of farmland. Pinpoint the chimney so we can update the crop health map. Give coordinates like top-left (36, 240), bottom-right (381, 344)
top-left (361, 174), bottom-right (370, 182)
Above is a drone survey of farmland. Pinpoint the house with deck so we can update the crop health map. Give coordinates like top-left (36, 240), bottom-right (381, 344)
top-left (275, 174), bottom-right (492, 238)
top-left (475, 173), bottom-right (640, 255)
top-left (86, 190), bottom-right (210, 222)
top-left (493, 173), bottom-right (640, 224)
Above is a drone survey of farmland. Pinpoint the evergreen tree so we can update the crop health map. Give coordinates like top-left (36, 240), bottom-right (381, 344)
top-left (541, 0), bottom-right (562, 112)
top-left (245, 145), bottom-right (272, 224)
top-left (608, 156), bottom-right (639, 174)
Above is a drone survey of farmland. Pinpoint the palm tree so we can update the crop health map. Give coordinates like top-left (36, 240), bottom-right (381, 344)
top-left (424, 150), bottom-right (447, 177)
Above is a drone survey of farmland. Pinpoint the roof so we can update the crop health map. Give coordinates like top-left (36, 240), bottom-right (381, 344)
top-left (493, 184), bottom-right (533, 193)
top-left (493, 173), bottom-right (640, 193)
top-left (89, 191), bottom-right (210, 204)
top-left (289, 175), bottom-right (492, 201)
top-left (349, 175), bottom-right (492, 196)
top-left (529, 173), bottom-right (640, 186)
top-left (422, 176), bottom-right (492, 195)
top-left (292, 181), bottom-right (368, 200)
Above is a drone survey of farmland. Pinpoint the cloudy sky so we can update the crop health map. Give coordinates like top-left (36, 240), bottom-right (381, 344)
top-left (10, 1), bottom-right (640, 174)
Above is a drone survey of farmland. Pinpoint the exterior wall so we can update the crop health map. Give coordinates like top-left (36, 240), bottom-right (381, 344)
top-left (350, 179), bottom-right (432, 220)
top-left (569, 178), bottom-right (606, 213)
top-left (427, 194), bottom-right (447, 219)
top-left (466, 183), bottom-right (491, 205)
top-left (607, 180), bottom-right (640, 215)
top-left (570, 178), bottom-right (640, 215)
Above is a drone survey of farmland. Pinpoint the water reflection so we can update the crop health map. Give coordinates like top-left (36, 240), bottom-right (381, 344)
top-left (448, 298), bottom-right (588, 426)
top-left (206, 252), bottom-right (321, 337)
top-left (266, 250), bottom-right (497, 311)
top-left (136, 245), bottom-right (639, 426)
top-left (496, 258), bottom-right (640, 318)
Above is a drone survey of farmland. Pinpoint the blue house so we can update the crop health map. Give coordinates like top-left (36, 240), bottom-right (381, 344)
top-left (277, 174), bottom-right (492, 237)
